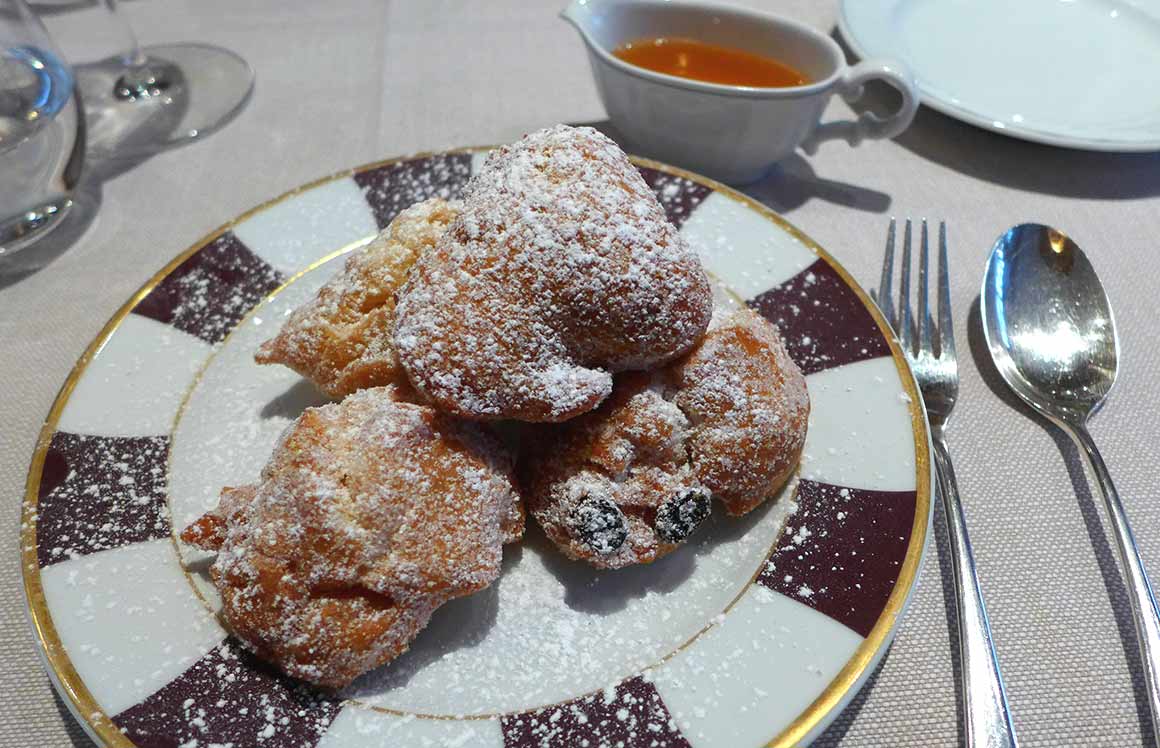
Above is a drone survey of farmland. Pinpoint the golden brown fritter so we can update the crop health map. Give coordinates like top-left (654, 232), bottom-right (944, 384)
top-left (255, 198), bottom-right (459, 398)
top-left (180, 385), bottom-right (523, 688)
top-left (672, 306), bottom-right (810, 516)
top-left (393, 125), bottom-right (713, 423)
top-left (522, 308), bottom-right (808, 569)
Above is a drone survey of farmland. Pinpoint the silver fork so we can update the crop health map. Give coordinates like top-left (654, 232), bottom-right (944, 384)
top-left (875, 219), bottom-right (1019, 748)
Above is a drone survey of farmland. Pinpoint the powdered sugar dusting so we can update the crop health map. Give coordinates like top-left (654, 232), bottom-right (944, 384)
top-left (194, 385), bottom-right (522, 687)
top-left (115, 639), bottom-right (342, 747)
top-left (133, 233), bottom-right (285, 346)
top-left (354, 153), bottom-right (472, 229)
top-left (255, 198), bottom-right (460, 397)
top-left (24, 135), bottom-right (922, 747)
top-left (342, 483), bottom-right (796, 715)
top-left (672, 307), bottom-right (809, 516)
top-left (636, 168), bottom-right (712, 229)
top-left (394, 125), bottom-right (712, 422)
top-left (523, 374), bottom-right (701, 569)
top-left (32, 433), bottom-right (170, 566)
top-left (501, 675), bottom-right (691, 747)
top-left (750, 258), bottom-right (891, 375)
top-left (756, 479), bottom-right (916, 637)
top-left (523, 307), bottom-right (808, 570)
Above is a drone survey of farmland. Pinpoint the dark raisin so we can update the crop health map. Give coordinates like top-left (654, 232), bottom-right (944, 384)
top-left (570, 494), bottom-right (628, 555)
top-left (656, 487), bottom-right (711, 543)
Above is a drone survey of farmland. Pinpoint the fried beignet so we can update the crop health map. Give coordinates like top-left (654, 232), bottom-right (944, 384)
top-left (393, 125), bottom-right (713, 422)
top-left (522, 373), bottom-right (705, 569)
top-left (255, 198), bottom-right (460, 398)
top-left (523, 308), bottom-right (808, 569)
top-left (672, 306), bottom-right (810, 516)
top-left (180, 385), bottom-right (523, 688)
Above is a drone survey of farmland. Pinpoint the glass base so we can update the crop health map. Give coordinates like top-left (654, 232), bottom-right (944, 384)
top-left (0, 197), bottom-right (73, 257)
top-left (77, 42), bottom-right (254, 159)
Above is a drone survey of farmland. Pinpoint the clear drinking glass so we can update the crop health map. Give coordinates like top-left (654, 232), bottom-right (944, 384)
top-left (0, 0), bottom-right (84, 256)
top-left (77, 0), bottom-right (253, 159)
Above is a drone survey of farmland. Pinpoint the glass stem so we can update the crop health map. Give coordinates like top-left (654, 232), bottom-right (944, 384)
top-left (102, 0), bottom-right (165, 96)
top-left (103, 0), bottom-right (147, 67)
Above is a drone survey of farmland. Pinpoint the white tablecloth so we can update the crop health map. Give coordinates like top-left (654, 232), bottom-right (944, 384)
top-left (4, 1), bottom-right (1159, 745)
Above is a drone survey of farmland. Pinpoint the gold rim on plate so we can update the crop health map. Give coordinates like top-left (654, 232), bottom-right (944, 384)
top-left (20, 149), bottom-right (931, 748)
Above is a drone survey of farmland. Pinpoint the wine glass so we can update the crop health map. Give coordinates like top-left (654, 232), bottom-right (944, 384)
top-left (0, 0), bottom-right (85, 256)
top-left (76, 0), bottom-right (253, 158)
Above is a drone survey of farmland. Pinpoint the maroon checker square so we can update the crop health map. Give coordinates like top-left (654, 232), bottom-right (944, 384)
top-left (133, 232), bottom-right (285, 345)
top-left (501, 675), bottom-right (692, 748)
top-left (114, 639), bottom-right (342, 748)
top-left (35, 432), bottom-right (170, 567)
top-left (749, 259), bottom-right (891, 375)
top-left (354, 153), bottom-right (474, 229)
top-left (757, 479), bottom-right (917, 638)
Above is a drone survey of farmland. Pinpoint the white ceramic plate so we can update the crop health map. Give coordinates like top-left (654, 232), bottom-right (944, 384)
top-left (840, 0), bottom-right (1160, 151)
top-left (22, 150), bottom-right (932, 748)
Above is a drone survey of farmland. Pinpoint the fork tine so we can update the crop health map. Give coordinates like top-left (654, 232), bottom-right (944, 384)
top-left (877, 218), bottom-right (896, 329)
top-left (917, 219), bottom-right (935, 355)
top-left (898, 219), bottom-right (913, 354)
top-left (937, 221), bottom-right (955, 359)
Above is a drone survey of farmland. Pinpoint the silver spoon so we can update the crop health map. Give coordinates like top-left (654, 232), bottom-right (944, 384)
top-left (981, 223), bottom-right (1160, 741)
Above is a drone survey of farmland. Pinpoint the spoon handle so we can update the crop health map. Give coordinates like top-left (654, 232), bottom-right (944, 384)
top-left (933, 436), bottom-right (1019, 748)
top-left (1068, 423), bottom-right (1160, 743)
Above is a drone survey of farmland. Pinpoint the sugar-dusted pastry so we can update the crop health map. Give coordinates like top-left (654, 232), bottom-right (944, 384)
top-left (255, 198), bottom-right (460, 398)
top-left (393, 125), bottom-right (713, 423)
top-left (522, 372), bottom-right (710, 569)
top-left (523, 308), bottom-right (808, 569)
top-left (670, 306), bottom-right (809, 516)
top-left (179, 385), bottom-right (523, 688)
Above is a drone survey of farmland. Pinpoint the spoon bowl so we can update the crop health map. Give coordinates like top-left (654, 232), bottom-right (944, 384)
top-left (981, 223), bottom-right (1119, 425)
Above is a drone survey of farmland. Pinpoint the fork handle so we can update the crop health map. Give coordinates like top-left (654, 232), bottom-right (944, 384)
top-left (933, 435), bottom-right (1019, 748)
top-left (1065, 422), bottom-right (1160, 745)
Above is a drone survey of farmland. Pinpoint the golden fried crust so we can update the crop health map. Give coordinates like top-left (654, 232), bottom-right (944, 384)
top-left (672, 307), bottom-right (810, 516)
top-left (254, 198), bottom-right (460, 398)
top-left (522, 373), bottom-right (695, 569)
top-left (180, 484), bottom-right (257, 551)
top-left (522, 308), bottom-right (808, 569)
top-left (179, 385), bottom-right (523, 688)
top-left (393, 125), bottom-right (713, 423)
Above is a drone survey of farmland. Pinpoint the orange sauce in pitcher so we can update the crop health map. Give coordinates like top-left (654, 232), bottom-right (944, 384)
top-left (612, 36), bottom-right (808, 88)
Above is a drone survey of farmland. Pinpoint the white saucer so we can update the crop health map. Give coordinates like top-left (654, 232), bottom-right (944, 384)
top-left (839, 0), bottom-right (1160, 151)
